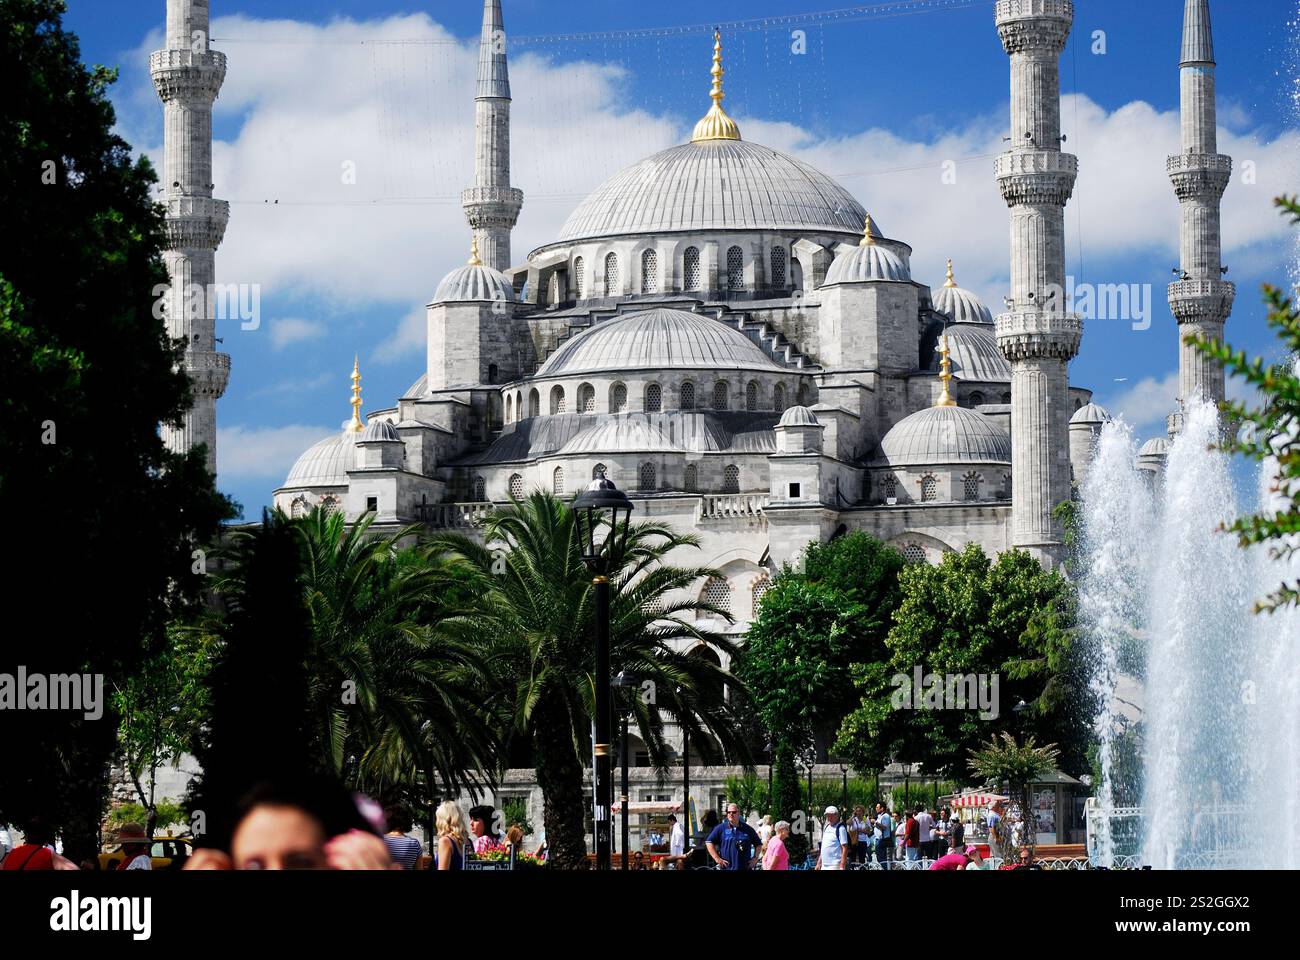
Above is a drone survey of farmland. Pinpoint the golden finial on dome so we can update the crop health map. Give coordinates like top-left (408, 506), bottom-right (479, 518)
top-left (690, 29), bottom-right (742, 143)
top-left (936, 334), bottom-right (957, 407)
top-left (944, 258), bottom-right (957, 287)
top-left (467, 234), bottom-right (482, 267)
top-left (349, 354), bottom-right (365, 432)
top-left (859, 213), bottom-right (877, 246)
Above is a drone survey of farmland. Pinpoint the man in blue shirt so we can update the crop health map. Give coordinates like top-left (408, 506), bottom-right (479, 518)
top-left (705, 803), bottom-right (761, 870)
top-left (874, 802), bottom-right (894, 870)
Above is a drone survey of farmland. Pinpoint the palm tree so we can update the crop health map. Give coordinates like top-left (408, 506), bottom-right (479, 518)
top-left (429, 491), bottom-right (753, 869)
top-left (213, 508), bottom-right (500, 801)
top-left (967, 731), bottom-right (1060, 858)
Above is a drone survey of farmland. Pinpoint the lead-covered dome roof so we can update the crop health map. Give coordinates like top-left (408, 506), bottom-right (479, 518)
top-left (551, 139), bottom-right (870, 245)
top-left (944, 324), bottom-right (1011, 382)
top-left (931, 260), bottom-right (993, 325)
top-left (879, 405), bottom-right (1011, 466)
top-left (434, 238), bottom-right (515, 304)
top-left (283, 431), bottom-right (358, 487)
top-left (535, 308), bottom-right (782, 377)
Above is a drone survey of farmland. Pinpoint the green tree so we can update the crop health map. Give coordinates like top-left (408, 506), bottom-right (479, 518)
top-left (836, 544), bottom-right (1089, 783)
top-left (430, 492), bottom-right (751, 869)
top-left (967, 732), bottom-right (1060, 857)
top-left (0, 0), bottom-right (234, 859)
top-left (1190, 195), bottom-right (1300, 612)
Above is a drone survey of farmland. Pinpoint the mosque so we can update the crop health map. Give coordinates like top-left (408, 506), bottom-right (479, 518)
top-left (155, 0), bottom-right (1231, 638)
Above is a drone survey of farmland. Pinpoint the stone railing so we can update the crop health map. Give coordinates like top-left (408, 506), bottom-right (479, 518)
top-left (417, 501), bottom-right (492, 530)
top-left (696, 494), bottom-right (768, 524)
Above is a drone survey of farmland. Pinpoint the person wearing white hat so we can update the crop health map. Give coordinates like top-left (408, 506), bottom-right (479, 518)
top-left (816, 806), bottom-right (850, 871)
top-left (114, 823), bottom-right (152, 871)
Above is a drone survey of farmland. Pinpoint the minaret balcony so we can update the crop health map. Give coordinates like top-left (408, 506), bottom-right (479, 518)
top-left (994, 310), bottom-right (1082, 362)
top-left (184, 350), bottom-right (231, 398)
top-left (995, 0), bottom-right (1073, 53)
top-left (162, 197), bottom-right (230, 251)
top-left (149, 49), bottom-right (227, 102)
top-left (1167, 279), bottom-right (1235, 323)
top-left (461, 185), bottom-right (524, 226)
top-left (1166, 153), bottom-right (1232, 200)
top-left (996, 151), bottom-right (1077, 206)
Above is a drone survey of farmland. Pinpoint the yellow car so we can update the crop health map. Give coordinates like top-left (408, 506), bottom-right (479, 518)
top-left (98, 835), bottom-right (194, 871)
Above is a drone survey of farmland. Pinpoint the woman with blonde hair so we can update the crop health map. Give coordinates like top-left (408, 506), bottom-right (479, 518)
top-left (435, 801), bottom-right (469, 871)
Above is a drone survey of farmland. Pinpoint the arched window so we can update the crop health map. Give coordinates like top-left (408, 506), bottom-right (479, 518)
top-left (773, 383), bottom-right (786, 412)
top-left (641, 249), bottom-right (658, 294)
top-left (473, 476), bottom-right (487, 502)
top-left (320, 495), bottom-right (341, 517)
top-left (920, 474), bottom-right (938, 502)
top-left (290, 496), bottom-right (309, 519)
top-left (552, 466), bottom-right (565, 496)
top-left (770, 247), bottom-right (787, 288)
top-left (529, 388), bottom-right (540, 418)
top-left (610, 382), bottom-right (627, 413)
top-left (702, 577), bottom-right (732, 614)
top-left (726, 245), bottom-right (744, 290)
top-left (509, 473), bottom-right (524, 499)
top-left (684, 463), bottom-right (698, 492)
top-left (969, 391), bottom-right (986, 407)
top-left (963, 471), bottom-right (981, 501)
top-left (578, 383), bottom-right (596, 414)
top-left (796, 381), bottom-right (810, 406)
top-left (746, 380), bottom-right (759, 411)
top-left (723, 464), bottom-right (740, 493)
top-left (550, 385), bottom-right (566, 415)
top-left (604, 252), bottom-right (620, 295)
top-left (712, 380), bottom-right (729, 410)
top-left (900, 542), bottom-right (927, 564)
top-left (1001, 473), bottom-right (1012, 498)
top-left (547, 273), bottom-right (559, 304)
top-left (680, 381), bottom-right (696, 411)
top-left (505, 394), bottom-right (513, 423)
top-left (644, 383), bottom-right (662, 412)
top-left (592, 463), bottom-right (607, 480)
top-left (684, 246), bottom-right (701, 290)
top-left (751, 576), bottom-right (771, 618)
top-left (572, 257), bottom-right (585, 298)
top-left (883, 474), bottom-right (898, 500)
top-left (638, 462), bottom-right (656, 491)
top-left (487, 364), bottom-right (498, 384)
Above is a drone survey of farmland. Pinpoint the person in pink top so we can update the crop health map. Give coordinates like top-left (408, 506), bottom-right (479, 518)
top-left (763, 821), bottom-right (791, 870)
top-left (928, 848), bottom-right (973, 870)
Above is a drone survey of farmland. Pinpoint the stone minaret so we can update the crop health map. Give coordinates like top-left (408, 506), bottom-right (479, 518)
top-left (1167, 0), bottom-right (1233, 435)
top-left (150, 0), bottom-right (230, 475)
top-left (461, 0), bottom-right (523, 273)
top-left (994, 0), bottom-right (1082, 568)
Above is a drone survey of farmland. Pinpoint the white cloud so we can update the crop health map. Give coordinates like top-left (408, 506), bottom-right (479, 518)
top-left (1101, 371), bottom-right (1179, 435)
top-left (269, 316), bottom-right (325, 350)
top-left (217, 423), bottom-right (335, 482)
top-left (371, 304), bottom-right (427, 365)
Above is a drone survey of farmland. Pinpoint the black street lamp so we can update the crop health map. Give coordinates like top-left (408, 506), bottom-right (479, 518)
top-left (677, 685), bottom-right (690, 853)
top-left (614, 668), bottom-right (639, 871)
top-left (572, 472), bottom-right (634, 871)
top-left (1013, 698), bottom-right (1032, 855)
top-left (840, 762), bottom-right (849, 810)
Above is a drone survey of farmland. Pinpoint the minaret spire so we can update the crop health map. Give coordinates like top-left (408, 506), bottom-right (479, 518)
top-left (151, 0), bottom-right (230, 476)
top-left (461, 0), bottom-right (523, 273)
top-left (690, 29), bottom-right (742, 143)
top-left (994, 0), bottom-right (1081, 569)
top-left (1167, 0), bottom-right (1233, 433)
top-left (349, 355), bottom-right (364, 433)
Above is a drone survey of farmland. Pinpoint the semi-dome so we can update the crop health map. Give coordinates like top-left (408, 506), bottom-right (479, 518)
top-left (434, 238), bottom-right (515, 304)
top-left (879, 404), bottom-right (1011, 466)
top-left (1138, 437), bottom-right (1169, 457)
top-left (535, 307), bottom-right (782, 377)
top-left (1071, 402), bottom-right (1111, 425)
top-left (550, 139), bottom-right (870, 245)
top-left (777, 405), bottom-right (820, 427)
top-left (944, 324), bottom-right (1011, 382)
top-left (823, 215), bottom-right (910, 284)
top-left (283, 431), bottom-right (358, 487)
top-left (932, 260), bottom-right (993, 324)
top-left (360, 419), bottom-right (402, 442)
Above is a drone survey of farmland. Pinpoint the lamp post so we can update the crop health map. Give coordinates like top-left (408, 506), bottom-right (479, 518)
top-left (615, 668), bottom-right (639, 871)
top-left (572, 472), bottom-right (634, 871)
top-left (1013, 698), bottom-right (1032, 856)
top-left (677, 685), bottom-right (690, 852)
top-left (840, 762), bottom-right (849, 810)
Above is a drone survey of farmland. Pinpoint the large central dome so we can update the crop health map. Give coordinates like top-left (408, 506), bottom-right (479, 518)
top-left (553, 139), bottom-right (870, 245)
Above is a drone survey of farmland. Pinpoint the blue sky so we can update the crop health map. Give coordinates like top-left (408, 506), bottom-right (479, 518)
top-left (66, 0), bottom-right (1300, 519)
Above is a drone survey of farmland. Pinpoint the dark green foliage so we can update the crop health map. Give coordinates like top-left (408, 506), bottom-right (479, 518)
top-left (0, 0), bottom-right (233, 859)
top-left (1189, 195), bottom-right (1300, 612)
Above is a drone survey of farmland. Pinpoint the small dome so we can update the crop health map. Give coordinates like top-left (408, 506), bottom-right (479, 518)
top-left (535, 308), bottom-right (780, 378)
top-left (824, 241), bottom-right (910, 285)
top-left (283, 432), bottom-right (358, 487)
top-left (777, 405), bottom-right (820, 427)
top-left (879, 405), bottom-right (1011, 466)
top-left (360, 419), bottom-right (401, 443)
top-left (435, 241), bottom-right (516, 304)
top-left (943, 324), bottom-right (1011, 382)
top-left (1071, 402), bottom-right (1111, 425)
top-left (931, 260), bottom-right (993, 325)
top-left (1138, 437), bottom-right (1169, 457)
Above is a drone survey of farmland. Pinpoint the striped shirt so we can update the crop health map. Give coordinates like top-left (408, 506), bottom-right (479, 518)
top-left (383, 834), bottom-right (424, 870)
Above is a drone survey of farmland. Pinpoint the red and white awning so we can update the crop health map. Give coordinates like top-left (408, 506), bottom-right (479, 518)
top-left (949, 792), bottom-right (1009, 809)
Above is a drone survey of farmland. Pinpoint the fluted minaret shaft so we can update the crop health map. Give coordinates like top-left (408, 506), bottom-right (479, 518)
top-left (994, 0), bottom-right (1082, 568)
top-left (1167, 0), bottom-right (1233, 431)
top-left (461, 0), bottom-right (522, 273)
top-left (151, 0), bottom-right (230, 475)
